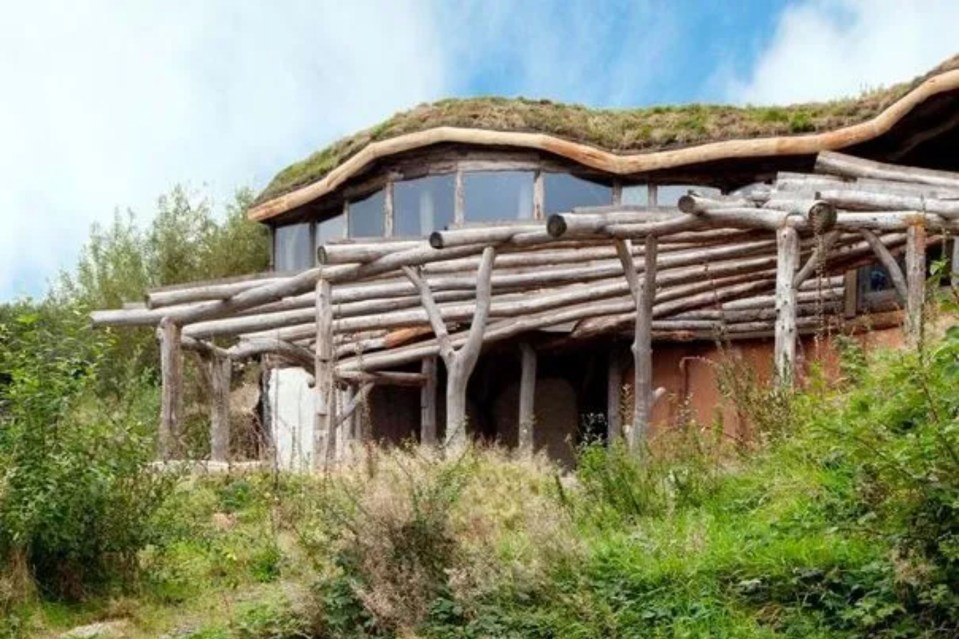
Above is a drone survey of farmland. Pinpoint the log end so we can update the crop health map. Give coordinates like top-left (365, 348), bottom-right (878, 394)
top-left (316, 246), bottom-right (330, 265)
top-left (677, 194), bottom-right (698, 215)
top-left (428, 231), bottom-right (444, 249)
top-left (546, 214), bottom-right (568, 238)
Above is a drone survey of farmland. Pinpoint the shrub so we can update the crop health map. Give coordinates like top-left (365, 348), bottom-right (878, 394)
top-left (0, 303), bottom-right (175, 599)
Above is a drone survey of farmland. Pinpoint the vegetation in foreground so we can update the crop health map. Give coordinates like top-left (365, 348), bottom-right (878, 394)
top-left (2, 185), bottom-right (958, 637)
top-left (2, 307), bottom-right (959, 637)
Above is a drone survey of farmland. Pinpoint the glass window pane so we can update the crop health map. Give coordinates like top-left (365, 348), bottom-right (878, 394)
top-left (544, 173), bottom-right (611, 214)
top-left (349, 190), bottom-right (385, 237)
top-left (316, 215), bottom-right (345, 246)
top-left (464, 171), bottom-right (533, 222)
top-left (274, 223), bottom-right (312, 271)
top-left (394, 174), bottom-right (455, 236)
top-left (622, 185), bottom-right (648, 206)
top-left (655, 185), bottom-right (721, 207)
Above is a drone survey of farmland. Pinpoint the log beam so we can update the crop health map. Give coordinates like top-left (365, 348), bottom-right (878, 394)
top-left (906, 224), bottom-right (926, 345)
top-left (209, 353), bottom-right (231, 463)
top-left (314, 277), bottom-right (335, 471)
top-left (159, 318), bottom-right (183, 460)
top-left (420, 357), bottom-right (438, 445)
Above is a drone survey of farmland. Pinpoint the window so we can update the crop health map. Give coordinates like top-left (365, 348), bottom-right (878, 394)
top-left (316, 215), bottom-right (345, 246)
top-left (464, 171), bottom-right (534, 222)
top-left (544, 173), bottom-right (612, 214)
top-left (394, 174), bottom-right (455, 236)
top-left (274, 223), bottom-right (312, 271)
top-left (621, 185), bottom-right (648, 206)
top-left (349, 189), bottom-right (385, 237)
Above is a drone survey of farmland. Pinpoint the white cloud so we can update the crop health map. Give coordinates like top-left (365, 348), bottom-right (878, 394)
top-left (0, 0), bottom-right (445, 300)
top-left (725, 0), bottom-right (959, 105)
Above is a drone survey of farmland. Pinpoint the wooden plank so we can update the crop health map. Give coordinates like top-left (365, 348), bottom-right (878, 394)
top-left (159, 318), bottom-right (183, 460)
top-left (518, 342), bottom-right (536, 455)
top-left (209, 353), bottom-right (231, 463)
top-left (774, 226), bottom-right (800, 385)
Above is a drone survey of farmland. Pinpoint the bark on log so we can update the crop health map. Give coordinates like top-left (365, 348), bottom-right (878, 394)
top-left (815, 151), bottom-right (959, 191)
top-left (420, 357), bottom-right (438, 445)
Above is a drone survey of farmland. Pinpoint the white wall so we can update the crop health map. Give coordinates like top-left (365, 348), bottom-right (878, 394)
top-left (266, 367), bottom-right (314, 471)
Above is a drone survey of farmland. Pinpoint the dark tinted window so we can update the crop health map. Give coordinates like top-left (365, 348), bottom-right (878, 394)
top-left (316, 215), bottom-right (345, 246)
top-left (349, 190), bottom-right (385, 237)
top-left (274, 223), bottom-right (312, 271)
top-left (544, 173), bottom-right (611, 214)
top-left (464, 171), bottom-right (533, 222)
top-left (394, 175), bottom-right (455, 236)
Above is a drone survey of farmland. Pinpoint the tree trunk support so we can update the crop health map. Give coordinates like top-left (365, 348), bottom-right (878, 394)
top-left (420, 356), bottom-right (438, 445)
top-left (403, 246), bottom-right (496, 453)
top-left (159, 317), bottom-right (183, 461)
top-left (906, 224), bottom-right (926, 345)
top-left (314, 277), bottom-right (335, 471)
top-left (614, 235), bottom-right (657, 452)
top-left (775, 226), bottom-right (800, 385)
top-left (518, 342), bottom-right (536, 456)
top-left (209, 352), bottom-right (231, 463)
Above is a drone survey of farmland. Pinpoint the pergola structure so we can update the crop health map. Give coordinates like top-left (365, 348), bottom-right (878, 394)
top-left (93, 151), bottom-right (959, 468)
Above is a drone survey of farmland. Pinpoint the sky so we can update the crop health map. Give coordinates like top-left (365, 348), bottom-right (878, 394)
top-left (1, 0), bottom-right (957, 301)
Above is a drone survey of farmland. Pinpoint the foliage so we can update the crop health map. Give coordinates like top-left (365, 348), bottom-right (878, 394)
top-left (0, 302), bottom-right (175, 600)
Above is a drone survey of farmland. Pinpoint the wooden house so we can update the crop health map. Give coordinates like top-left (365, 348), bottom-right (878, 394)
top-left (94, 54), bottom-right (959, 469)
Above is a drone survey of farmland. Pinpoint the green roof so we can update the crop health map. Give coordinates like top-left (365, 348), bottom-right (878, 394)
top-left (255, 54), bottom-right (959, 208)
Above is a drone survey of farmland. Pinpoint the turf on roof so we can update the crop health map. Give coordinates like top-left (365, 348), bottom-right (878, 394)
top-left (255, 54), bottom-right (959, 207)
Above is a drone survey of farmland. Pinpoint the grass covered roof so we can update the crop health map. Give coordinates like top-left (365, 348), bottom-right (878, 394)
top-left (254, 54), bottom-right (959, 214)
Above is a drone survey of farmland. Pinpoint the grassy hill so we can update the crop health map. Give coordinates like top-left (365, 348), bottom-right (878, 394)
top-left (3, 323), bottom-right (959, 638)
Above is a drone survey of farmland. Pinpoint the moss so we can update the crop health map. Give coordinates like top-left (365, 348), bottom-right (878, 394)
top-left (255, 54), bottom-right (959, 206)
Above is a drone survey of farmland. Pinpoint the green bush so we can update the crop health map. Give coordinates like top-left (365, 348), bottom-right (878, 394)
top-left (0, 303), bottom-right (175, 599)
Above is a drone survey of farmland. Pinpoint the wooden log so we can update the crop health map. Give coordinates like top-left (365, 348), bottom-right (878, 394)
top-left (762, 199), bottom-right (838, 231)
top-left (815, 150), bottom-right (959, 191)
top-left (844, 270), bottom-right (858, 318)
top-left (159, 318), bottom-right (183, 460)
top-left (317, 240), bottom-right (424, 265)
top-left (606, 346), bottom-right (623, 442)
top-left (816, 189), bottom-right (959, 219)
top-left (145, 272), bottom-right (289, 308)
top-left (336, 370), bottom-right (427, 386)
top-left (677, 193), bottom-right (756, 214)
top-left (774, 226), bottom-right (800, 385)
top-left (314, 278), bottom-right (334, 471)
top-left (546, 209), bottom-right (680, 237)
top-left (228, 337), bottom-right (314, 369)
top-left (906, 224), bottom-right (926, 345)
top-left (518, 343), bottom-right (536, 456)
top-left (209, 353), bottom-right (231, 463)
top-left (420, 357), bottom-right (437, 445)
top-left (857, 229), bottom-right (908, 303)
top-left (632, 235), bottom-right (657, 451)
top-left (952, 238), bottom-right (959, 288)
top-left (403, 246), bottom-right (497, 452)
top-left (429, 224), bottom-right (544, 249)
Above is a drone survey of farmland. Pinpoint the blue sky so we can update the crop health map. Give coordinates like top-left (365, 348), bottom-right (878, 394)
top-left (0, 0), bottom-right (956, 302)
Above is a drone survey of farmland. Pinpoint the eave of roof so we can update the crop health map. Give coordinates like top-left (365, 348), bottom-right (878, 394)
top-left (250, 55), bottom-right (959, 223)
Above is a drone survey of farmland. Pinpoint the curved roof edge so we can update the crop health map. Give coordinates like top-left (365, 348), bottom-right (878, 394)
top-left (249, 66), bottom-right (959, 223)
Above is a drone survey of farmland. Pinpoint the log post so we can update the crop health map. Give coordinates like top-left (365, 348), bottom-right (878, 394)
top-left (403, 246), bottom-right (496, 453)
top-left (952, 237), bottom-right (959, 288)
top-left (420, 356), bottom-right (438, 445)
top-left (906, 223), bottom-right (926, 345)
top-left (775, 226), bottom-right (800, 385)
top-left (614, 235), bottom-right (657, 451)
top-left (209, 352), bottom-right (231, 463)
top-left (843, 270), bottom-right (859, 319)
top-left (159, 317), bottom-right (183, 460)
top-left (314, 277), bottom-right (335, 471)
top-left (518, 342), bottom-right (536, 456)
top-left (606, 346), bottom-right (623, 442)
